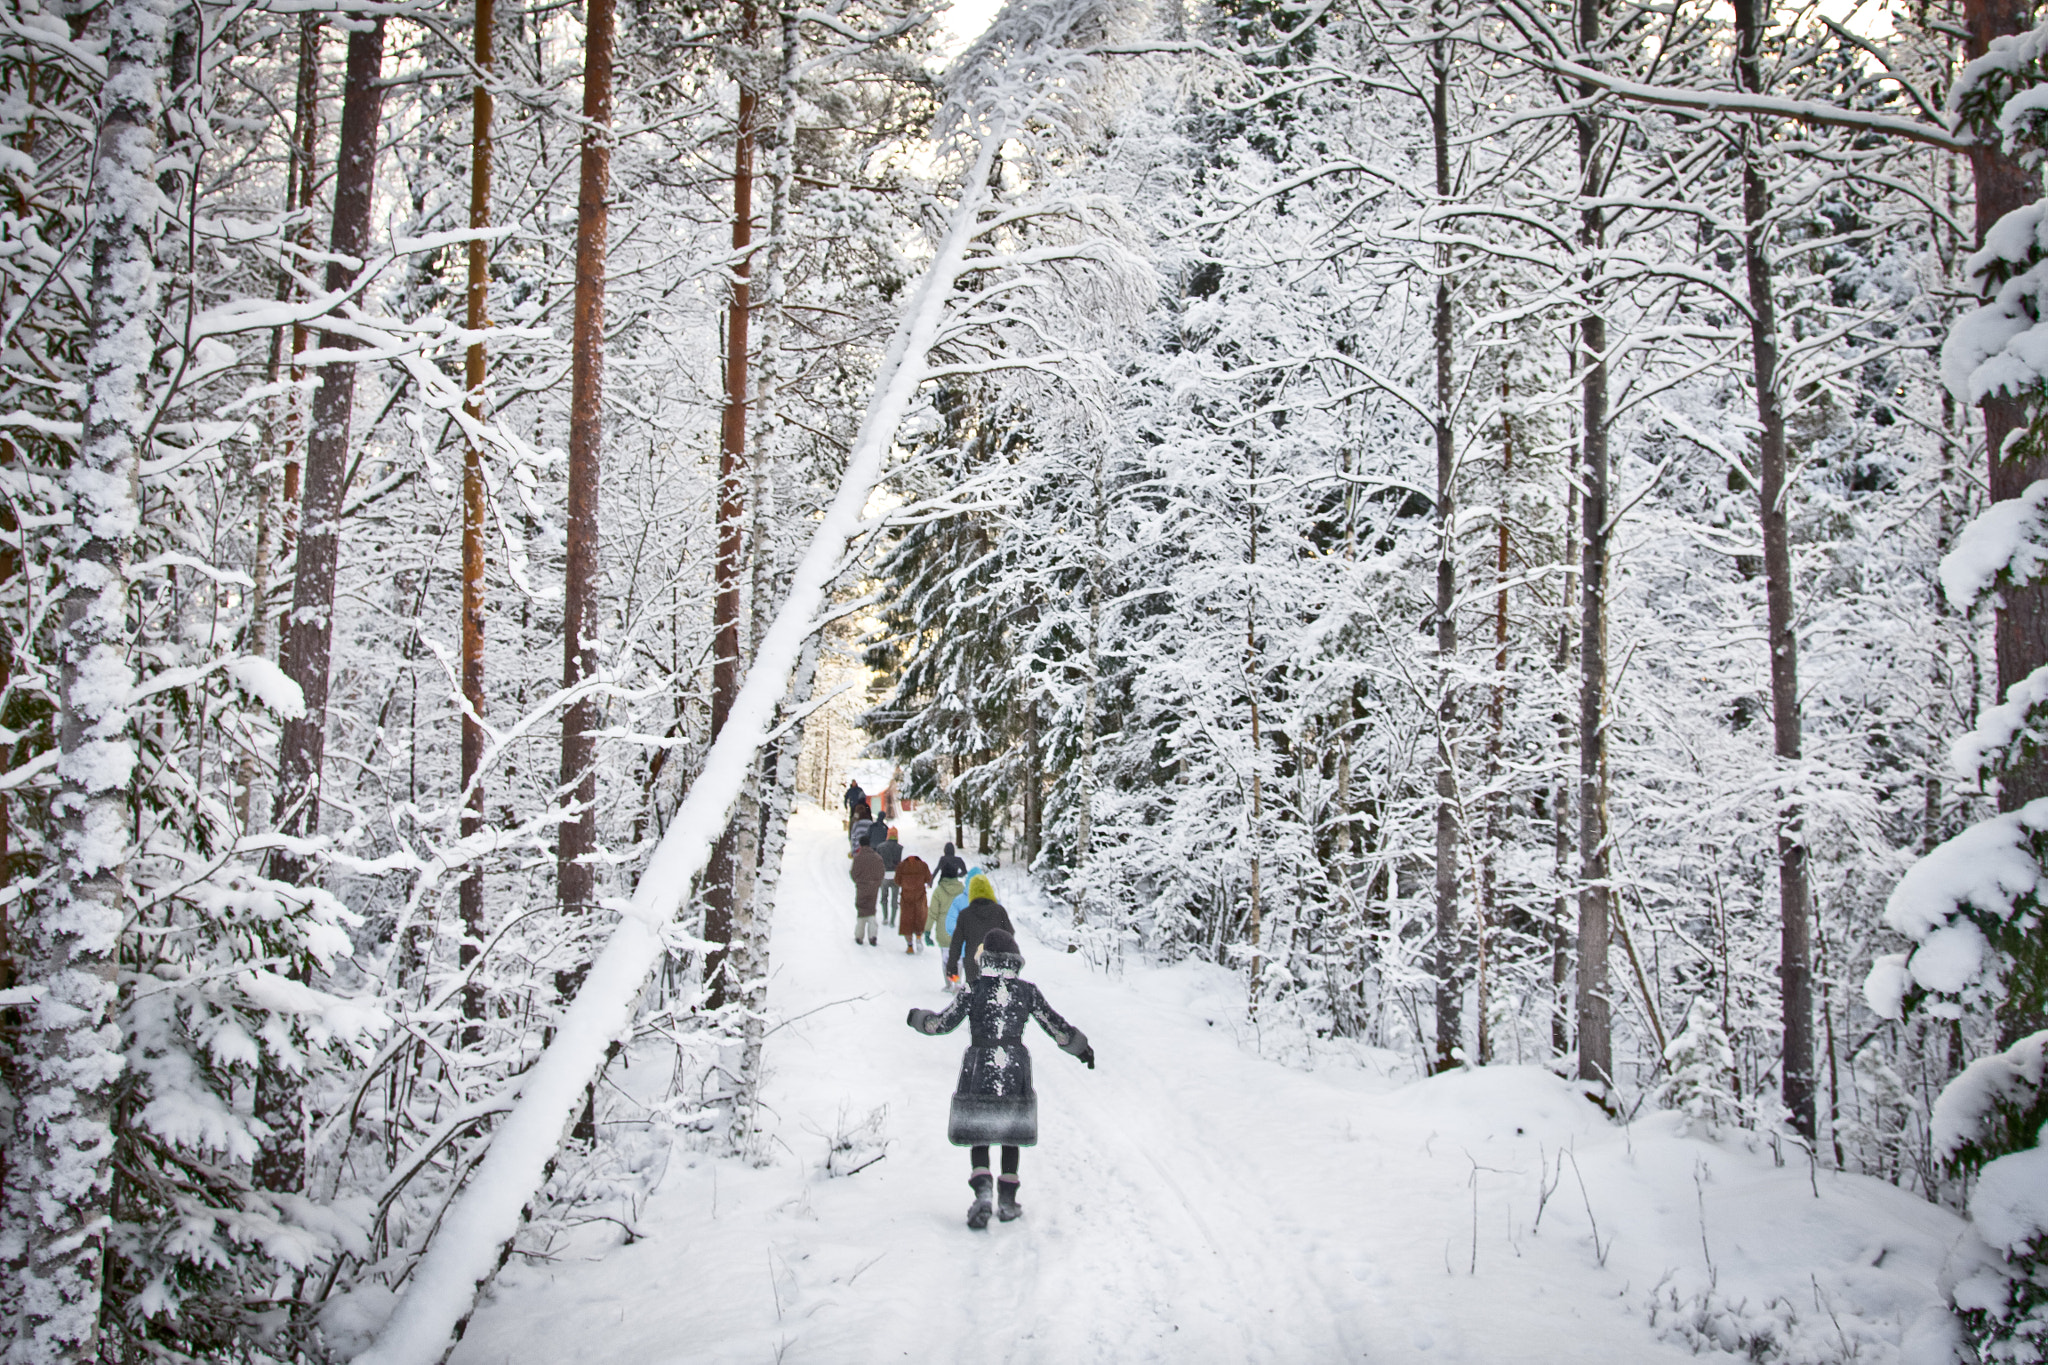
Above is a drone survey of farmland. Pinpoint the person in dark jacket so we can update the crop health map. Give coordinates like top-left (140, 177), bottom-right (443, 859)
top-left (878, 827), bottom-right (904, 925)
top-left (907, 929), bottom-right (1093, 1228)
top-left (844, 779), bottom-right (865, 817)
top-left (945, 874), bottom-right (1014, 985)
top-left (849, 842), bottom-right (886, 945)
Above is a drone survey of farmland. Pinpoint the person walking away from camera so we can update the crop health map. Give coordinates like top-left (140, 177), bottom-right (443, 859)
top-left (844, 779), bottom-right (865, 822)
top-left (946, 873), bottom-right (1014, 986)
top-left (849, 800), bottom-right (873, 853)
top-left (850, 839), bottom-right (886, 945)
top-left (896, 852), bottom-right (932, 954)
top-left (879, 826), bottom-right (905, 925)
top-left (932, 843), bottom-right (967, 953)
top-left (939, 866), bottom-right (987, 990)
top-left (907, 929), bottom-right (1094, 1228)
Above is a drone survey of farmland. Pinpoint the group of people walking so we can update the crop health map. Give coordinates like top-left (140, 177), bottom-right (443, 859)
top-left (843, 780), bottom-right (982, 982)
top-left (841, 777), bottom-right (1095, 1231)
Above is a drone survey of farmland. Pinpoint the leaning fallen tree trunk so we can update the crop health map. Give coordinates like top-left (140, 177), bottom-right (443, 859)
top-left (353, 108), bottom-right (1010, 1365)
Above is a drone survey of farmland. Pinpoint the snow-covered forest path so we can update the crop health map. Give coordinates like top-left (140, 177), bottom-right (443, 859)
top-left (452, 805), bottom-right (1963, 1365)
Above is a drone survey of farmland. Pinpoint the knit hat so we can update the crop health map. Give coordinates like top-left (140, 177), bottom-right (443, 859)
top-left (887, 826), bottom-right (899, 838)
top-left (979, 928), bottom-right (1024, 972)
top-left (966, 873), bottom-right (996, 903)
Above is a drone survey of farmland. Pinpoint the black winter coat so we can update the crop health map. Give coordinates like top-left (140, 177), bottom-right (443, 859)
top-left (907, 959), bottom-right (1089, 1146)
top-left (946, 898), bottom-right (1014, 981)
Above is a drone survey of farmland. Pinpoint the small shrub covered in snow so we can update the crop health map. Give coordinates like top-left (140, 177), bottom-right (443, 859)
top-left (1657, 997), bottom-right (1740, 1136)
top-left (1930, 1032), bottom-right (2048, 1364)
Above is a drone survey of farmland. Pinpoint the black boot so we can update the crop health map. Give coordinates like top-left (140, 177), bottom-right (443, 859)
top-left (997, 1176), bottom-right (1022, 1222)
top-left (966, 1172), bottom-right (994, 1230)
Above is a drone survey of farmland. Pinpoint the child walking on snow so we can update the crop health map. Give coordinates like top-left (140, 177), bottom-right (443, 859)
top-left (906, 929), bottom-right (1094, 1229)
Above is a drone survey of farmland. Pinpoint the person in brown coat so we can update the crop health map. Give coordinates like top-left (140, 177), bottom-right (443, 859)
top-left (895, 853), bottom-right (933, 954)
top-left (850, 843), bottom-right (886, 945)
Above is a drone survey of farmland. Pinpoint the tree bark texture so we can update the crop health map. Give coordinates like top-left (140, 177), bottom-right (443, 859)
top-left (279, 13), bottom-right (320, 569)
top-left (1960, 0), bottom-right (2048, 810)
top-left (1553, 477), bottom-right (1577, 1058)
top-left (559, 0), bottom-right (615, 916)
top-left (461, 0), bottom-right (494, 1033)
top-left (1430, 38), bottom-right (1461, 1073)
top-left (730, 635), bottom-right (820, 1156)
top-left (272, 17), bottom-right (385, 883)
top-left (17, 0), bottom-right (165, 1353)
top-left (703, 19), bottom-right (758, 1005)
top-left (1480, 372), bottom-right (1511, 1068)
top-left (1733, 0), bottom-right (1815, 1142)
top-left (1574, 0), bottom-right (1614, 1090)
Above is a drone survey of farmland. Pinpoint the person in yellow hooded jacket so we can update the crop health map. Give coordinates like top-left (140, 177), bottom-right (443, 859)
top-left (944, 872), bottom-right (1014, 985)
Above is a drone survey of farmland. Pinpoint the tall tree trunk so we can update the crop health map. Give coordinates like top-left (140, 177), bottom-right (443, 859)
top-left (1245, 443), bottom-right (1264, 1016)
top-left (272, 16), bottom-right (386, 884)
top-left (731, 634), bottom-right (819, 1156)
top-left (1732, 0), bottom-right (1814, 1142)
top-left (703, 1), bottom-right (760, 1006)
top-left (558, 0), bottom-right (615, 916)
top-left (16, 0), bottom-right (165, 1351)
top-left (1574, 0), bottom-right (1614, 1094)
top-left (1480, 372), bottom-right (1511, 1068)
top-left (1430, 33), bottom-right (1461, 1073)
top-left (461, 0), bottom-right (494, 1036)
top-left (1965, 0), bottom-right (2048, 822)
top-left (1074, 451), bottom-right (1103, 944)
top-left (1552, 476), bottom-right (1577, 1058)
top-left (280, 13), bottom-right (320, 568)
top-left (728, 12), bottom-right (799, 1133)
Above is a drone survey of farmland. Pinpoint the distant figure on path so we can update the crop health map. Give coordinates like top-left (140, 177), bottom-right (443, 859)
top-left (879, 826), bottom-right (905, 925)
top-left (896, 852), bottom-right (932, 953)
top-left (844, 779), bottom-right (865, 820)
top-left (850, 841), bottom-right (886, 945)
top-left (849, 801), bottom-right (874, 852)
top-left (907, 928), bottom-right (1094, 1229)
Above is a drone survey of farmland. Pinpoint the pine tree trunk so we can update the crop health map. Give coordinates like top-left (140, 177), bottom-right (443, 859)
top-left (1245, 443), bottom-right (1264, 1016)
top-left (1963, 0), bottom-right (2048, 826)
top-left (461, 0), bottom-right (494, 1036)
top-left (17, 0), bottom-right (166, 1350)
top-left (272, 16), bottom-right (386, 887)
top-left (728, 12), bottom-right (800, 1144)
top-left (1732, 0), bottom-right (1814, 1143)
top-left (1074, 452), bottom-right (1102, 943)
top-left (1480, 374), bottom-right (1511, 1068)
top-left (279, 13), bottom-right (320, 570)
top-left (1430, 35), bottom-right (1461, 1073)
top-left (704, 8), bottom-right (759, 1007)
top-left (1574, 0), bottom-right (1614, 1093)
top-left (558, 0), bottom-right (614, 916)
top-left (1553, 477), bottom-right (1577, 1058)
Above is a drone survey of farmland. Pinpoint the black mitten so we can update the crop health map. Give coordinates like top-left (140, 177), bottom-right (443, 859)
top-left (1078, 1045), bottom-right (1096, 1070)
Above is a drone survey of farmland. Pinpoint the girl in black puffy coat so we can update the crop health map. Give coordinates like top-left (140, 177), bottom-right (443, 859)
top-left (906, 929), bottom-right (1094, 1229)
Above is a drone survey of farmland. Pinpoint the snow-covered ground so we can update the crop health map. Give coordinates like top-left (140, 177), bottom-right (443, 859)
top-left (452, 804), bottom-right (1965, 1364)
